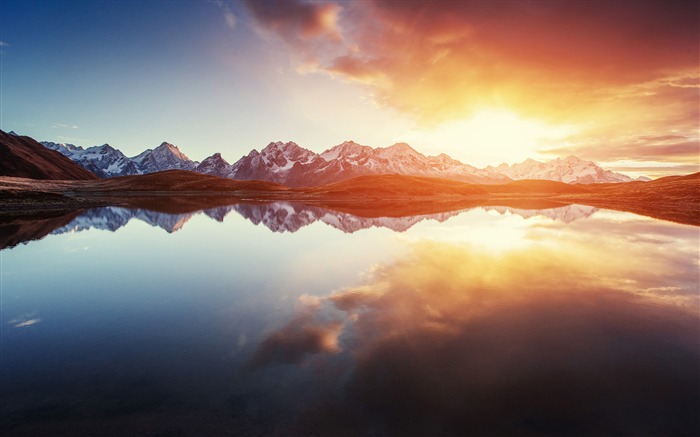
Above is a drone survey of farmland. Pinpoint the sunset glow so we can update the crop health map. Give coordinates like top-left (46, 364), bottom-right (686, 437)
top-left (2, 2), bottom-right (699, 434)
top-left (398, 110), bottom-right (575, 166)
top-left (1, 1), bottom-right (697, 173)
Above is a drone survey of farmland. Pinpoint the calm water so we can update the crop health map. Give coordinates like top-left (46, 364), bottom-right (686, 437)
top-left (1, 203), bottom-right (699, 436)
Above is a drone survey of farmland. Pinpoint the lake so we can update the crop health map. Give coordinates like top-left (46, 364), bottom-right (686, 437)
top-left (1, 202), bottom-right (698, 436)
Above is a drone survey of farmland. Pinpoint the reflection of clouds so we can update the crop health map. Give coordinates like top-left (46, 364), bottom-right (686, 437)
top-left (247, 300), bottom-right (343, 369)
top-left (8, 313), bottom-right (41, 328)
top-left (251, 235), bottom-right (699, 434)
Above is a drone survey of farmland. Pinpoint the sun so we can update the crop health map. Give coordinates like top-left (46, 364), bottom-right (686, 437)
top-left (398, 109), bottom-right (574, 167)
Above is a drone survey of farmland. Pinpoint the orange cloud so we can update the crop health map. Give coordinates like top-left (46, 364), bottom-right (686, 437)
top-left (245, 0), bottom-right (699, 167)
top-left (244, 0), bottom-right (342, 42)
top-left (320, 1), bottom-right (698, 119)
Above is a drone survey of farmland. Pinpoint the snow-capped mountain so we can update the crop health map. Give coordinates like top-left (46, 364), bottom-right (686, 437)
top-left (196, 153), bottom-right (233, 178)
top-left (132, 142), bottom-right (197, 173)
top-left (229, 140), bottom-right (510, 186)
top-left (229, 141), bottom-right (323, 185)
top-left (486, 155), bottom-right (641, 183)
top-left (42, 141), bottom-right (139, 177)
top-left (39, 135), bottom-right (643, 185)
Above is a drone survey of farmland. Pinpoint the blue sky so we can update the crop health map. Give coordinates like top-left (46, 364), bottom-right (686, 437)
top-left (0, 0), bottom-right (405, 160)
top-left (1, 1), bottom-right (697, 174)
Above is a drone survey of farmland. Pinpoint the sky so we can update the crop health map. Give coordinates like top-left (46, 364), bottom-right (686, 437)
top-left (1, 0), bottom-right (698, 176)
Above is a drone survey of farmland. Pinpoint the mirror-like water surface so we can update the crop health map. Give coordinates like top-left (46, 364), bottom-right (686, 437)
top-left (1, 203), bottom-right (698, 435)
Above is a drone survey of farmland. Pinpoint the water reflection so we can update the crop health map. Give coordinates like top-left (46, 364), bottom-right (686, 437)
top-left (1, 202), bottom-right (605, 249)
top-left (485, 204), bottom-right (598, 223)
top-left (1, 203), bottom-right (698, 435)
top-left (251, 239), bottom-right (699, 435)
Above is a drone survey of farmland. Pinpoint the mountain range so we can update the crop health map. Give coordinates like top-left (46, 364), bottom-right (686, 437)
top-left (39, 135), bottom-right (646, 185)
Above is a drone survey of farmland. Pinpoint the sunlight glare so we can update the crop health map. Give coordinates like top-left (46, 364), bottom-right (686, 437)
top-left (398, 110), bottom-right (574, 167)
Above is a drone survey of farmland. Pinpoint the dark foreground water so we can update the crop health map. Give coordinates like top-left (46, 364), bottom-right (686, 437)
top-left (1, 203), bottom-right (698, 436)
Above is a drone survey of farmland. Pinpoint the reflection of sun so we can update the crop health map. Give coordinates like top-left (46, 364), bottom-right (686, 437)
top-left (408, 210), bottom-right (540, 253)
top-left (400, 109), bottom-right (573, 166)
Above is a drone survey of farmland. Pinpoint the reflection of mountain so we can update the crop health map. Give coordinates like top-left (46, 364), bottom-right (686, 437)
top-left (53, 207), bottom-right (194, 234)
top-left (232, 202), bottom-right (463, 233)
top-left (47, 202), bottom-right (465, 235)
top-left (36, 203), bottom-right (608, 239)
top-left (486, 204), bottom-right (599, 223)
top-left (0, 211), bottom-right (81, 249)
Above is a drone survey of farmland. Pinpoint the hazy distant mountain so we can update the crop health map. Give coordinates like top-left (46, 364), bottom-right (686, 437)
top-left (486, 155), bottom-right (644, 183)
top-left (34, 133), bottom-right (643, 185)
top-left (0, 130), bottom-right (98, 180)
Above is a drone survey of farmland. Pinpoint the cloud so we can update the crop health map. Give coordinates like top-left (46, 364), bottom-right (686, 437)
top-left (244, 0), bottom-right (699, 166)
top-left (52, 123), bottom-right (79, 129)
top-left (8, 313), bottom-right (41, 328)
top-left (544, 139), bottom-right (700, 164)
top-left (245, 1), bottom-right (698, 119)
top-left (0, 41), bottom-right (8, 47)
top-left (56, 135), bottom-right (88, 144)
top-left (211, 0), bottom-right (237, 29)
top-left (244, 0), bottom-right (343, 42)
top-left (225, 10), bottom-right (237, 29)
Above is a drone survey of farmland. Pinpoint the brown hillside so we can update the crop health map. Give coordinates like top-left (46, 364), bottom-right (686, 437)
top-left (484, 179), bottom-right (591, 195)
top-left (0, 130), bottom-right (98, 180)
top-left (563, 172), bottom-right (700, 225)
top-left (82, 170), bottom-right (290, 192)
top-left (306, 174), bottom-right (487, 198)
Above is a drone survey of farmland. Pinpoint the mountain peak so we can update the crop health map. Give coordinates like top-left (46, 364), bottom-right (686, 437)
top-left (262, 141), bottom-right (301, 153)
top-left (386, 142), bottom-right (416, 152)
top-left (152, 142), bottom-right (192, 162)
top-left (378, 142), bottom-right (422, 159)
top-left (202, 152), bottom-right (224, 160)
top-left (157, 141), bottom-right (177, 150)
top-left (562, 154), bottom-right (586, 163)
top-left (321, 140), bottom-right (371, 161)
top-left (196, 152), bottom-right (232, 178)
